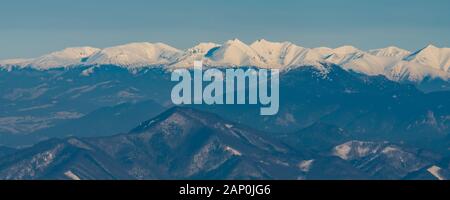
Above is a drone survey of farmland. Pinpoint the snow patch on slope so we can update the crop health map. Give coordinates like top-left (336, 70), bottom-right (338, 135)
top-left (333, 141), bottom-right (380, 160)
top-left (64, 170), bottom-right (81, 180)
top-left (224, 146), bottom-right (242, 156)
top-left (427, 166), bottom-right (445, 180)
top-left (298, 160), bottom-right (314, 172)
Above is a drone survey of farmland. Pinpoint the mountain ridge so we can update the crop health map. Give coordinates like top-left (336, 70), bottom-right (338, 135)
top-left (0, 107), bottom-right (304, 180)
top-left (1, 40), bottom-right (449, 82)
top-left (0, 107), bottom-right (447, 180)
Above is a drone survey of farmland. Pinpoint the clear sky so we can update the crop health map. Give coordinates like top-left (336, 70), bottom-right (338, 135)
top-left (0, 0), bottom-right (449, 59)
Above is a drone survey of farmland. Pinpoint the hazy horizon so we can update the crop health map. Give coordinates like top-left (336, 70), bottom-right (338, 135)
top-left (1, 0), bottom-right (449, 59)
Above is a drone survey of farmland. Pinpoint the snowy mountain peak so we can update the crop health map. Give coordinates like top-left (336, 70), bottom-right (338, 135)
top-left (249, 39), bottom-right (298, 67)
top-left (424, 44), bottom-right (439, 50)
top-left (46, 47), bottom-right (100, 58)
top-left (406, 44), bottom-right (441, 60)
top-left (187, 42), bottom-right (220, 54)
top-left (403, 44), bottom-right (450, 72)
top-left (324, 46), bottom-right (364, 65)
top-left (0, 47), bottom-right (100, 69)
top-left (368, 46), bottom-right (411, 57)
top-left (255, 38), bottom-right (269, 43)
top-left (0, 58), bottom-right (32, 66)
top-left (250, 39), bottom-right (293, 48)
top-left (251, 39), bottom-right (292, 46)
top-left (206, 39), bottom-right (267, 67)
top-left (247, 39), bottom-right (323, 68)
top-left (170, 43), bottom-right (220, 68)
top-left (333, 46), bottom-right (361, 55)
top-left (226, 38), bottom-right (246, 45)
top-left (39, 47), bottom-right (100, 66)
top-left (86, 42), bottom-right (182, 67)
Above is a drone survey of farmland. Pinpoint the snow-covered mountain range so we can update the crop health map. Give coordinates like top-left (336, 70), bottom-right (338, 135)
top-left (1, 39), bottom-right (449, 82)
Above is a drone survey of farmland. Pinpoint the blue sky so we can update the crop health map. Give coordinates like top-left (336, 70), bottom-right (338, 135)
top-left (0, 0), bottom-right (449, 59)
